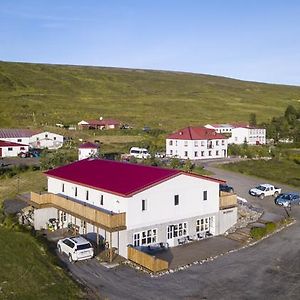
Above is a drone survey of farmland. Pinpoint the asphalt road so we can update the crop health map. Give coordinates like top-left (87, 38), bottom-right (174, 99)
top-left (60, 160), bottom-right (300, 300)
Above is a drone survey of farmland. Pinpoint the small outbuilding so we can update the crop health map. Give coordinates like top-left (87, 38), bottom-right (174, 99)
top-left (0, 140), bottom-right (29, 158)
top-left (78, 142), bottom-right (100, 160)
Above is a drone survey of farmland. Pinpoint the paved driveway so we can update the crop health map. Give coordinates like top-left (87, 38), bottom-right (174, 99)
top-left (60, 161), bottom-right (300, 300)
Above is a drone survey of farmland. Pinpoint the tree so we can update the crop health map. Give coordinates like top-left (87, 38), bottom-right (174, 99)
top-left (284, 105), bottom-right (298, 126)
top-left (249, 113), bottom-right (257, 126)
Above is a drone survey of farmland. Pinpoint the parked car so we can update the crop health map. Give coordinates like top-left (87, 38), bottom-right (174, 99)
top-left (249, 184), bottom-right (281, 199)
top-left (57, 236), bottom-right (94, 262)
top-left (220, 183), bottom-right (234, 193)
top-left (274, 193), bottom-right (300, 207)
top-left (129, 147), bottom-right (151, 159)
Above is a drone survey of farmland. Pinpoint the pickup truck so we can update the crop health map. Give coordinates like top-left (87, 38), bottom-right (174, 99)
top-left (249, 184), bottom-right (281, 199)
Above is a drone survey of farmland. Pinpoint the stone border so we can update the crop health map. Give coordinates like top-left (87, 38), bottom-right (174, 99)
top-left (122, 218), bottom-right (296, 277)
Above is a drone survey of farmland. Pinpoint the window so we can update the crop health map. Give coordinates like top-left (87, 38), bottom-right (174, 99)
top-left (133, 229), bottom-right (157, 246)
top-left (20, 147), bottom-right (25, 150)
top-left (216, 140), bottom-right (219, 146)
top-left (184, 151), bottom-right (188, 157)
top-left (222, 140), bottom-right (225, 145)
top-left (201, 151), bottom-right (205, 157)
top-left (175, 140), bottom-right (178, 146)
top-left (184, 141), bottom-right (188, 147)
top-left (86, 190), bottom-right (89, 201)
top-left (201, 141), bottom-right (205, 147)
top-left (8, 147), bottom-right (13, 151)
top-left (194, 151), bottom-right (198, 157)
top-left (100, 195), bottom-right (104, 205)
top-left (174, 195), bottom-right (179, 206)
top-left (36, 137), bottom-right (39, 141)
top-left (208, 150), bottom-right (212, 156)
top-left (194, 141), bottom-right (198, 147)
top-left (167, 222), bottom-right (187, 239)
top-left (60, 212), bottom-right (67, 222)
top-left (203, 190), bottom-right (208, 201)
top-left (169, 140), bottom-right (173, 146)
top-left (62, 183), bottom-right (65, 193)
top-left (45, 134), bottom-right (48, 138)
top-left (170, 150), bottom-right (173, 155)
top-left (216, 150), bottom-right (219, 156)
top-left (196, 217), bottom-right (210, 233)
top-left (142, 199), bottom-right (147, 211)
top-left (54, 137), bottom-right (56, 140)
top-left (17, 139), bottom-right (22, 142)
top-left (75, 187), bottom-right (78, 197)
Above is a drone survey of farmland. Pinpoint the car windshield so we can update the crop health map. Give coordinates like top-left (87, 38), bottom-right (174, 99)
top-left (77, 243), bottom-right (92, 251)
top-left (256, 186), bottom-right (266, 191)
top-left (281, 194), bottom-right (292, 200)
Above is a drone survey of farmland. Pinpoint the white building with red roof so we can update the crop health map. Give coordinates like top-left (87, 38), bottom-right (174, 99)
top-left (205, 123), bottom-right (266, 145)
top-left (78, 142), bottom-right (100, 160)
top-left (28, 159), bottom-right (237, 259)
top-left (166, 127), bottom-right (228, 160)
top-left (0, 140), bottom-right (29, 158)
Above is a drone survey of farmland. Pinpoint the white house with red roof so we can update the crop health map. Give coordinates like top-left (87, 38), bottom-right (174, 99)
top-left (204, 123), bottom-right (266, 145)
top-left (28, 159), bottom-right (237, 259)
top-left (78, 118), bottom-right (120, 130)
top-left (0, 129), bottom-right (64, 149)
top-left (0, 140), bottom-right (29, 157)
top-left (166, 127), bottom-right (228, 160)
top-left (78, 142), bottom-right (100, 160)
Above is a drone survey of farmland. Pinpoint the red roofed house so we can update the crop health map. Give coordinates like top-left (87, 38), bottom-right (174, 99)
top-left (78, 118), bottom-right (120, 130)
top-left (28, 159), bottom-right (237, 259)
top-left (166, 127), bottom-right (228, 160)
top-left (78, 142), bottom-right (100, 160)
top-left (0, 140), bottom-right (29, 157)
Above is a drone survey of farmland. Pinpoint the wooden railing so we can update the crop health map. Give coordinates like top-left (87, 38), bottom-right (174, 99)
top-left (127, 246), bottom-right (169, 273)
top-left (30, 192), bottom-right (126, 232)
top-left (219, 191), bottom-right (237, 210)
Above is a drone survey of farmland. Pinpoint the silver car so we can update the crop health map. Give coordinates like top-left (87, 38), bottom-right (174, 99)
top-left (274, 193), bottom-right (300, 207)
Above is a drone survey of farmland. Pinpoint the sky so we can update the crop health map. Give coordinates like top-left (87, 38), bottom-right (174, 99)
top-left (1, 0), bottom-right (300, 85)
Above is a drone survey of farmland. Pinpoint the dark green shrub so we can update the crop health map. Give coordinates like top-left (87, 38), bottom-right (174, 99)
top-left (250, 227), bottom-right (266, 240)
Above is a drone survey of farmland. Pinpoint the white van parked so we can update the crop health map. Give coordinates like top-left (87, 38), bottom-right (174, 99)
top-left (129, 147), bottom-right (151, 159)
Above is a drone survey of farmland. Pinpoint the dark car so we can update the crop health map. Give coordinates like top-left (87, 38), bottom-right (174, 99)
top-left (274, 193), bottom-right (300, 207)
top-left (220, 183), bottom-right (234, 193)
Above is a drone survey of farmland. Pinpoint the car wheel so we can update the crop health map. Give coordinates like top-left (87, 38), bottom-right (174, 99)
top-left (68, 254), bottom-right (74, 263)
top-left (274, 192), bottom-right (278, 197)
top-left (259, 194), bottom-right (265, 200)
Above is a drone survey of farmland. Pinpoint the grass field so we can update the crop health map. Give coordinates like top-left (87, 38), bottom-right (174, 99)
top-left (1, 61), bottom-right (300, 130)
top-left (221, 159), bottom-right (300, 187)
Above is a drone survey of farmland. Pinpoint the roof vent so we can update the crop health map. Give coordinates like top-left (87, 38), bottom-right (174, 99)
top-left (99, 116), bottom-right (103, 120)
top-left (179, 131), bottom-right (183, 135)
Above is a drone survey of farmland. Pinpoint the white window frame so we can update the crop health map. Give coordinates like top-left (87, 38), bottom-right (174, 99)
top-left (133, 229), bottom-right (157, 246)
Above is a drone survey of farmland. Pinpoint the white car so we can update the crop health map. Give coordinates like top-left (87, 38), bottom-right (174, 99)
top-left (249, 184), bottom-right (281, 199)
top-left (129, 147), bottom-right (151, 159)
top-left (57, 236), bottom-right (94, 262)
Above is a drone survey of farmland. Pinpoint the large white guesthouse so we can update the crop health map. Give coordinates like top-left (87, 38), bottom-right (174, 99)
top-left (166, 126), bottom-right (228, 160)
top-left (29, 159), bottom-right (237, 259)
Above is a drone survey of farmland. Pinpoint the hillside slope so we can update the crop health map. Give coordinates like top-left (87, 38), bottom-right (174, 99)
top-left (0, 61), bottom-right (300, 129)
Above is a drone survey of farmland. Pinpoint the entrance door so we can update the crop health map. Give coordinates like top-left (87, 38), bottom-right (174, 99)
top-left (167, 223), bottom-right (188, 246)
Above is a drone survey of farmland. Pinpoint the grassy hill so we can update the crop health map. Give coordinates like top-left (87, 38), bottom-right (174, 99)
top-left (0, 61), bottom-right (300, 130)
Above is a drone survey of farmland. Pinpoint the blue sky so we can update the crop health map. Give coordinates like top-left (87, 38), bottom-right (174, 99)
top-left (1, 1), bottom-right (300, 85)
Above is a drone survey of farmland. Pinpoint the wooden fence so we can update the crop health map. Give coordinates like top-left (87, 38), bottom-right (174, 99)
top-left (220, 191), bottom-right (237, 210)
top-left (30, 192), bottom-right (126, 231)
top-left (127, 246), bottom-right (169, 273)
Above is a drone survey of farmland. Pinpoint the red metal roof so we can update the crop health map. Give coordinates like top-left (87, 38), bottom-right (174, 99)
top-left (0, 128), bottom-right (41, 139)
top-left (45, 159), bottom-right (223, 197)
top-left (0, 140), bottom-right (28, 147)
top-left (79, 142), bottom-right (99, 149)
top-left (167, 127), bottom-right (227, 140)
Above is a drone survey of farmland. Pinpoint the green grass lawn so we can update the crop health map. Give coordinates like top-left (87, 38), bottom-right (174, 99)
top-left (0, 227), bottom-right (83, 300)
top-left (221, 159), bottom-right (300, 187)
top-left (1, 61), bottom-right (300, 130)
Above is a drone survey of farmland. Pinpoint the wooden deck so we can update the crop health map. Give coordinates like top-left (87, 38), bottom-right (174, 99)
top-left (220, 191), bottom-right (237, 210)
top-left (30, 192), bottom-right (126, 232)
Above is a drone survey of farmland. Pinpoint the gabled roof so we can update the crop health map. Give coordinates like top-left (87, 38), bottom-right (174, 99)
top-left (45, 159), bottom-right (224, 197)
top-left (0, 128), bottom-right (41, 139)
top-left (0, 140), bottom-right (28, 147)
top-left (167, 127), bottom-right (227, 140)
top-left (79, 142), bottom-right (99, 149)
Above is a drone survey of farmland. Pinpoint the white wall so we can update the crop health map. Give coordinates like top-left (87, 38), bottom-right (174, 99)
top-left (0, 145), bottom-right (28, 157)
top-left (229, 128), bottom-right (266, 145)
top-left (30, 132), bottom-right (64, 149)
top-left (78, 148), bottom-right (99, 160)
top-left (126, 174), bottom-right (220, 230)
top-left (0, 137), bottom-right (30, 145)
top-left (47, 177), bottom-right (128, 213)
top-left (166, 138), bottom-right (228, 160)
